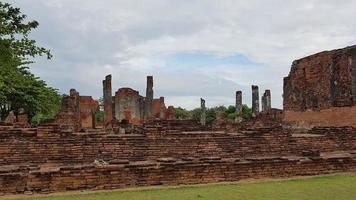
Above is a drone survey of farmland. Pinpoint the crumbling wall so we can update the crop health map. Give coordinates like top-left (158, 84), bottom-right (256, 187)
top-left (103, 75), bottom-right (113, 127)
top-left (0, 124), bottom-right (355, 194)
top-left (152, 97), bottom-right (166, 119)
top-left (1, 156), bottom-right (355, 195)
top-left (78, 96), bottom-right (99, 129)
top-left (55, 89), bottom-right (98, 130)
top-left (283, 45), bottom-right (356, 128)
top-left (0, 124), bottom-right (355, 166)
top-left (115, 88), bottom-right (144, 125)
top-left (165, 106), bottom-right (176, 120)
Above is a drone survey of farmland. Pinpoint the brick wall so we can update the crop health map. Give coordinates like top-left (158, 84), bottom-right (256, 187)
top-left (0, 156), bottom-right (355, 195)
top-left (0, 124), bottom-right (355, 194)
top-left (283, 45), bottom-right (356, 127)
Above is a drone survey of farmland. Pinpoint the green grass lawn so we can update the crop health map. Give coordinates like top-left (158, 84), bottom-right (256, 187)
top-left (2, 173), bottom-right (356, 200)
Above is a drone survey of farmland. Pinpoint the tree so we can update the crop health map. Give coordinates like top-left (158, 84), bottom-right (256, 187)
top-left (190, 108), bottom-right (202, 122)
top-left (190, 107), bottom-right (216, 124)
top-left (241, 104), bottom-right (252, 119)
top-left (223, 105), bottom-right (236, 120)
top-left (206, 108), bottom-right (216, 124)
top-left (0, 2), bottom-right (51, 59)
top-left (0, 2), bottom-right (60, 124)
top-left (174, 107), bottom-right (190, 119)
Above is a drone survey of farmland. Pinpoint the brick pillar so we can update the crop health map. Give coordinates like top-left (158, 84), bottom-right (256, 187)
top-left (265, 89), bottom-right (271, 111)
top-left (103, 75), bottom-right (113, 128)
top-left (252, 85), bottom-right (259, 117)
top-left (69, 89), bottom-right (80, 131)
top-left (159, 97), bottom-right (166, 119)
top-left (145, 76), bottom-right (153, 119)
top-left (200, 98), bottom-right (206, 126)
top-left (235, 91), bottom-right (243, 122)
top-left (349, 51), bottom-right (356, 104)
top-left (261, 94), bottom-right (266, 112)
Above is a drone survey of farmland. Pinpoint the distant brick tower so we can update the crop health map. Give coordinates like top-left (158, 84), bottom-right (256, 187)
top-left (103, 75), bottom-right (113, 128)
top-left (145, 76), bottom-right (153, 119)
top-left (252, 85), bottom-right (259, 117)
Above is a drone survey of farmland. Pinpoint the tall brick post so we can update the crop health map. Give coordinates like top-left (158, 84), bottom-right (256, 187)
top-left (200, 98), bottom-right (206, 126)
top-left (252, 85), bottom-right (259, 117)
top-left (103, 75), bottom-right (113, 128)
top-left (261, 95), bottom-right (266, 112)
top-left (145, 76), bottom-right (154, 119)
top-left (265, 89), bottom-right (271, 111)
top-left (235, 91), bottom-right (243, 122)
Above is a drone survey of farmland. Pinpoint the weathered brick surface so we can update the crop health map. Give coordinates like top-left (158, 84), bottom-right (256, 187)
top-left (0, 123), bottom-right (355, 195)
top-left (55, 89), bottom-right (98, 131)
top-left (108, 75), bottom-right (174, 125)
top-left (0, 155), bottom-right (355, 195)
top-left (283, 45), bottom-right (356, 127)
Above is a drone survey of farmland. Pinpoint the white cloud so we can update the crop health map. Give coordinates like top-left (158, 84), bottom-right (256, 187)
top-left (7, 0), bottom-right (356, 109)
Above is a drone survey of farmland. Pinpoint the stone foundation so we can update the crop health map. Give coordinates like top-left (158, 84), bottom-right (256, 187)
top-left (1, 154), bottom-right (355, 195)
top-left (0, 123), bottom-right (355, 195)
top-left (284, 106), bottom-right (356, 128)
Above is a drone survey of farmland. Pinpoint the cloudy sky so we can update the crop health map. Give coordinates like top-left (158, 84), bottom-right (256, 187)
top-left (7, 0), bottom-right (356, 109)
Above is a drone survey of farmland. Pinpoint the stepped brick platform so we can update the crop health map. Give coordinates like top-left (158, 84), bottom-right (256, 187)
top-left (0, 152), bottom-right (355, 195)
top-left (0, 123), bottom-right (355, 195)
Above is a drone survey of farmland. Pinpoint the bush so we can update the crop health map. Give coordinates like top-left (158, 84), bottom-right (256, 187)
top-left (242, 104), bottom-right (252, 119)
top-left (174, 107), bottom-right (190, 119)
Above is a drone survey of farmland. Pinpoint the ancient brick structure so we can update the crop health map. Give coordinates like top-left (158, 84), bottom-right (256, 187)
top-left (55, 89), bottom-right (98, 131)
top-left (145, 76), bottom-right (154, 119)
top-left (252, 85), bottom-right (259, 117)
top-left (200, 98), bottom-right (206, 126)
top-left (103, 75), bottom-right (172, 126)
top-left (152, 97), bottom-right (165, 119)
top-left (2, 46), bottom-right (356, 196)
top-left (262, 90), bottom-right (271, 112)
top-left (103, 75), bottom-right (113, 128)
top-left (284, 45), bottom-right (356, 128)
top-left (0, 123), bottom-right (355, 194)
top-left (4, 112), bottom-right (29, 127)
top-left (235, 91), bottom-right (242, 115)
top-left (165, 106), bottom-right (176, 120)
top-left (114, 88), bottom-right (144, 125)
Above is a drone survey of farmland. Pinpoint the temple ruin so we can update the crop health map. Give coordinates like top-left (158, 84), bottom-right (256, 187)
top-left (0, 45), bottom-right (356, 195)
top-left (235, 90), bottom-right (243, 122)
top-left (103, 75), bottom-right (173, 126)
top-left (251, 85), bottom-right (260, 117)
top-left (284, 45), bottom-right (356, 128)
top-left (55, 89), bottom-right (99, 131)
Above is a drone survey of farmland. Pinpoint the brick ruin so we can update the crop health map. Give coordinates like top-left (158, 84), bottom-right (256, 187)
top-left (0, 45), bottom-right (356, 195)
top-left (55, 89), bottom-right (99, 131)
top-left (103, 75), bottom-right (174, 127)
top-left (284, 45), bottom-right (356, 128)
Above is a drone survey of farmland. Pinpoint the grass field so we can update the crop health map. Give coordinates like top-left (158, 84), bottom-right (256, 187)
top-left (2, 173), bottom-right (356, 200)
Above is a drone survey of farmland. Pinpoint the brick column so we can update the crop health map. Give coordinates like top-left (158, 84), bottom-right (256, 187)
top-left (235, 91), bottom-right (243, 122)
top-left (265, 89), bottom-right (271, 111)
top-left (200, 98), bottom-right (206, 126)
top-left (145, 76), bottom-right (153, 119)
top-left (103, 75), bottom-right (113, 128)
top-left (252, 85), bottom-right (259, 117)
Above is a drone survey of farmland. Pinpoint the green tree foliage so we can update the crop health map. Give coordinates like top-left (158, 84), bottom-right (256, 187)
top-left (0, 2), bottom-right (60, 124)
top-left (186, 104), bottom-right (252, 123)
top-left (174, 107), bottom-right (190, 119)
top-left (206, 108), bottom-right (216, 124)
top-left (0, 2), bottom-right (51, 59)
top-left (190, 107), bottom-right (216, 124)
top-left (241, 104), bottom-right (252, 119)
top-left (190, 108), bottom-right (201, 122)
top-left (224, 105), bottom-right (236, 120)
